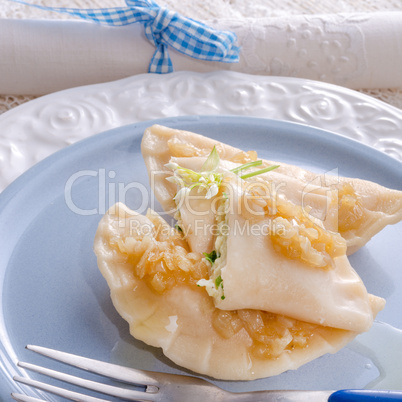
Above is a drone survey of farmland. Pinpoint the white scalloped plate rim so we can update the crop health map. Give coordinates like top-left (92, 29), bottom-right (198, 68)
top-left (0, 71), bottom-right (401, 193)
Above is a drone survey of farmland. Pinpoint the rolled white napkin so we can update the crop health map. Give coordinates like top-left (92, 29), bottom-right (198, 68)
top-left (0, 12), bottom-right (401, 95)
top-left (217, 12), bottom-right (402, 90)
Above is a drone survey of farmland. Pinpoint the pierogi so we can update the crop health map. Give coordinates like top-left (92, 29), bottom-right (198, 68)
top-left (141, 125), bottom-right (402, 254)
top-left (93, 124), bottom-right (401, 380)
top-left (94, 203), bottom-right (383, 380)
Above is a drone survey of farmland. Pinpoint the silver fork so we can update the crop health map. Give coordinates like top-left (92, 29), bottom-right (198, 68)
top-left (11, 345), bottom-right (401, 402)
top-left (11, 345), bottom-right (330, 402)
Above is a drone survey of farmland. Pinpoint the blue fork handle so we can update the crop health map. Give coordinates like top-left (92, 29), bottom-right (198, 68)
top-left (329, 389), bottom-right (402, 401)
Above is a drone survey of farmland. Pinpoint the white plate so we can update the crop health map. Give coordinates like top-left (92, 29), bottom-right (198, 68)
top-left (1, 116), bottom-right (401, 399)
top-left (0, 71), bottom-right (402, 192)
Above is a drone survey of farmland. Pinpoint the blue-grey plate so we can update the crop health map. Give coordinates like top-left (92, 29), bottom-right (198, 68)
top-left (1, 116), bottom-right (401, 399)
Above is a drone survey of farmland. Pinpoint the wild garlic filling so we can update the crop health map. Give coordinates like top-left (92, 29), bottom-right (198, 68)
top-left (197, 196), bottom-right (229, 301)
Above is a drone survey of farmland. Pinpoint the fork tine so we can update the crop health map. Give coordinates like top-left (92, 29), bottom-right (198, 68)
top-left (15, 361), bottom-right (156, 402)
top-left (26, 345), bottom-right (159, 389)
top-left (13, 375), bottom-right (109, 402)
top-left (11, 393), bottom-right (46, 402)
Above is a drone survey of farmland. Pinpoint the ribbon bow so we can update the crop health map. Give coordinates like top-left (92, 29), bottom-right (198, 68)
top-left (12, 0), bottom-right (240, 73)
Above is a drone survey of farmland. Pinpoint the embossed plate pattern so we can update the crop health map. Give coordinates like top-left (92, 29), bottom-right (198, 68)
top-left (0, 71), bottom-right (401, 192)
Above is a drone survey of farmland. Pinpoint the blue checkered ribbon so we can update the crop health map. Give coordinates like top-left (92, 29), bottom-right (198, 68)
top-left (12, 0), bottom-right (240, 73)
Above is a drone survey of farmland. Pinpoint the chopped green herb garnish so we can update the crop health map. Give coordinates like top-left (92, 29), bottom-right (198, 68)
top-left (230, 159), bottom-right (262, 175)
top-left (166, 146), bottom-right (223, 200)
top-left (240, 164), bottom-right (280, 179)
top-left (166, 147), bottom-right (280, 201)
top-left (175, 224), bottom-right (183, 233)
top-left (200, 146), bottom-right (220, 172)
top-left (204, 250), bottom-right (220, 265)
top-left (215, 275), bottom-right (223, 288)
top-left (215, 275), bottom-right (225, 299)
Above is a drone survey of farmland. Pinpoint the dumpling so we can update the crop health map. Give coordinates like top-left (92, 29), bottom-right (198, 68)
top-left (141, 124), bottom-right (402, 254)
top-left (158, 150), bottom-right (384, 332)
top-left (195, 176), bottom-right (384, 332)
top-left (94, 203), bottom-right (384, 380)
top-left (166, 155), bottom-right (339, 254)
